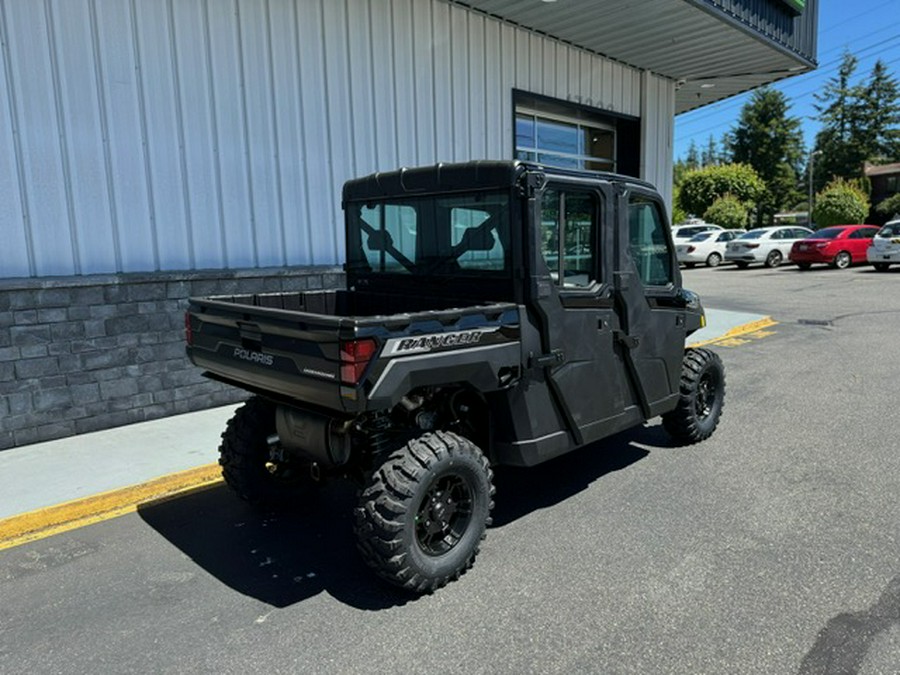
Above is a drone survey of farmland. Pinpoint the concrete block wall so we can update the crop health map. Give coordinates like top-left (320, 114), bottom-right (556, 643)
top-left (0, 267), bottom-right (344, 450)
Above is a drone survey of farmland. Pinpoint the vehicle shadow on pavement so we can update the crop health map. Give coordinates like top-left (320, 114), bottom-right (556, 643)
top-left (136, 422), bottom-right (669, 611)
top-left (491, 422), bottom-right (668, 527)
top-left (137, 480), bottom-right (408, 611)
top-left (798, 573), bottom-right (900, 673)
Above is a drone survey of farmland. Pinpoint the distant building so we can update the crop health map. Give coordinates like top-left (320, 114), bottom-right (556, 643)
top-left (865, 162), bottom-right (900, 222)
top-left (0, 0), bottom-right (819, 448)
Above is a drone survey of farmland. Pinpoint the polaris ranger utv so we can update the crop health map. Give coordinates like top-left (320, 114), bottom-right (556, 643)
top-left (185, 161), bottom-right (725, 593)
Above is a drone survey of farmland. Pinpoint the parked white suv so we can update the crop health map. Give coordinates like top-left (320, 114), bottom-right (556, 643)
top-left (867, 219), bottom-right (900, 272)
top-left (725, 226), bottom-right (813, 268)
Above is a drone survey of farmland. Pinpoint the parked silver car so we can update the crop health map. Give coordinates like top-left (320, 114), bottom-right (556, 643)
top-left (725, 226), bottom-right (814, 268)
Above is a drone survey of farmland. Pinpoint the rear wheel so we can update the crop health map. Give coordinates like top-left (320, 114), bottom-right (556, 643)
top-left (706, 252), bottom-right (722, 268)
top-left (874, 262), bottom-right (890, 272)
top-left (662, 348), bottom-right (726, 445)
top-left (355, 431), bottom-right (494, 593)
top-left (219, 397), bottom-right (311, 508)
top-left (832, 251), bottom-right (852, 269)
top-left (764, 250), bottom-right (783, 268)
top-left (796, 262), bottom-right (812, 270)
top-left (684, 262), bottom-right (696, 269)
top-left (735, 261), bottom-right (750, 269)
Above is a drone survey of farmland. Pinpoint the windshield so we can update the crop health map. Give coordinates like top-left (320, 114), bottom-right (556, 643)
top-left (739, 230), bottom-right (767, 240)
top-left (346, 191), bottom-right (511, 277)
top-left (811, 227), bottom-right (845, 239)
top-left (878, 223), bottom-right (900, 237)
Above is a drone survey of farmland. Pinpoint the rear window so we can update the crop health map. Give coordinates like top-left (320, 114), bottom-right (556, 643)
top-left (812, 227), bottom-right (844, 239)
top-left (688, 232), bottom-right (715, 242)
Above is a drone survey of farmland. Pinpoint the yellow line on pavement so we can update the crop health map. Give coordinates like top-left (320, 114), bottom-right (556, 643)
top-left (689, 316), bottom-right (779, 348)
top-left (0, 464), bottom-right (223, 552)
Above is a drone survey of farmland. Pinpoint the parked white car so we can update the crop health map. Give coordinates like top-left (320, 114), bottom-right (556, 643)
top-left (725, 226), bottom-right (814, 268)
top-left (676, 229), bottom-right (746, 268)
top-left (671, 223), bottom-right (724, 243)
top-left (867, 219), bottom-right (900, 272)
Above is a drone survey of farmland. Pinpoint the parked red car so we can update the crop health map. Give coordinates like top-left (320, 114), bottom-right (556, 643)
top-left (789, 225), bottom-right (881, 270)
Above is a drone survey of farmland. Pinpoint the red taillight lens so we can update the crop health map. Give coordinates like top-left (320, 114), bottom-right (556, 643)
top-left (184, 312), bottom-right (194, 345)
top-left (687, 246), bottom-right (695, 253)
top-left (745, 243), bottom-right (760, 249)
top-left (815, 242), bottom-right (829, 249)
top-left (340, 338), bottom-right (377, 384)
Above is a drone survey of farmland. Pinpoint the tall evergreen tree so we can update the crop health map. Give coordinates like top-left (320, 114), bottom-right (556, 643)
top-left (685, 141), bottom-right (701, 170)
top-left (812, 52), bottom-right (865, 188)
top-left (729, 87), bottom-right (805, 226)
top-left (856, 59), bottom-right (900, 162)
top-left (701, 135), bottom-right (720, 167)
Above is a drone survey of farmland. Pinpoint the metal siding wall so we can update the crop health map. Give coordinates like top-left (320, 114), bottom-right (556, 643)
top-left (1, 0), bottom-right (661, 278)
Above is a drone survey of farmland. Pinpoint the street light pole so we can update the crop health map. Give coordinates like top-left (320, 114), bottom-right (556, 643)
top-left (808, 150), bottom-right (822, 228)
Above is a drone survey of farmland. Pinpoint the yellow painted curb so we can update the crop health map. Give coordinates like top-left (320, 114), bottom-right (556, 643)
top-left (689, 316), bottom-right (778, 348)
top-left (0, 463), bottom-right (223, 552)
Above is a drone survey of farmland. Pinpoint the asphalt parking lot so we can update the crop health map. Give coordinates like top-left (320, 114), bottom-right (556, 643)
top-left (2, 262), bottom-right (899, 674)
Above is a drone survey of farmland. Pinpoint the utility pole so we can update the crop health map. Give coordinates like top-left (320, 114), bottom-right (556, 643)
top-left (808, 150), bottom-right (822, 228)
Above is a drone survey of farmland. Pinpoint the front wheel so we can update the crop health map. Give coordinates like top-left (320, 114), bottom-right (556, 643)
top-left (764, 250), bottom-right (783, 268)
top-left (706, 252), bottom-right (722, 268)
top-left (662, 348), bottom-right (726, 444)
top-left (354, 431), bottom-right (494, 593)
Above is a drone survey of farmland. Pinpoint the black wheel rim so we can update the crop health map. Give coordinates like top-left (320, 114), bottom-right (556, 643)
top-left (415, 473), bottom-right (474, 556)
top-left (695, 370), bottom-right (719, 420)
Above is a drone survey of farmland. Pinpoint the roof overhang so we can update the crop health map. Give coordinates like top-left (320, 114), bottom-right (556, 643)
top-left (452, 0), bottom-right (817, 114)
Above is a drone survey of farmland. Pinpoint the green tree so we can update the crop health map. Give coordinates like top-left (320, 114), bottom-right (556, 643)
top-left (812, 178), bottom-right (870, 227)
top-left (701, 135), bottom-right (721, 167)
top-left (875, 193), bottom-right (900, 220)
top-left (685, 141), bottom-right (700, 170)
top-left (856, 60), bottom-right (900, 162)
top-left (703, 194), bottom-right (748, 229)
top-left (677, 163), bottom-right (765, 217)
top-left (728, 87), bottom-right (805, 227)
top-left (812, 52), bottom-right (865, 188)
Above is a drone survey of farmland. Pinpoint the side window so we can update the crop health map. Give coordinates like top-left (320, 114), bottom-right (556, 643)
top-left (628, 196), bottom-right (673, 287)
top-left (540, 188), bottom-right (598, 288)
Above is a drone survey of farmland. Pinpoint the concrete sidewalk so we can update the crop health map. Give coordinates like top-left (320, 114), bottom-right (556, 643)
top-left (0, 308), bottom-right (771, 532)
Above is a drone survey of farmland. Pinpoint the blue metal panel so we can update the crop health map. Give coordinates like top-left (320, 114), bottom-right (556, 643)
top-left (94, 0), bottom-right (156, 273)
top-left (4, 0), bottom-right (75, 277)
top-left (49, 0), bottom-right (118, 275)
top-left (0, 3), bottom-right (32, 279)
top-left (171, 0), bottom-right (227, 270)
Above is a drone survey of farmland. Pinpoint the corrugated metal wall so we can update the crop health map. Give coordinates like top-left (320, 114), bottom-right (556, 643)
top-left (0, 0), bottom-right (672, 279)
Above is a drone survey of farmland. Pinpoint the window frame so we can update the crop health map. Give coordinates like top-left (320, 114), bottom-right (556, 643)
top-left (538, 182), bottom-right (604, 295)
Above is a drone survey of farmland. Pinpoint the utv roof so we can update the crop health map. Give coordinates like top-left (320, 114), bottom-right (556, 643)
top-left (342, 160), bottom-right (655, 202)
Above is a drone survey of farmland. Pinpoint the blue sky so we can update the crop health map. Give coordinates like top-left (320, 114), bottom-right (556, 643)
top-left (674, 0), bottom-right (900, 161)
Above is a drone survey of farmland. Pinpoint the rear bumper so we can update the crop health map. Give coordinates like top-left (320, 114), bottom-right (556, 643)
top-left (789, 250), bottom-right (830, 264)
top-left (867, 248), bottom-right (900, 263)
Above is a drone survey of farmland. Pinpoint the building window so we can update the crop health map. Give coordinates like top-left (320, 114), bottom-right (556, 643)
top-left (515, 110), bottom-right (615, 172)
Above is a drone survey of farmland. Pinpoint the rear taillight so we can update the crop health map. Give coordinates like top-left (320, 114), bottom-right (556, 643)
top-left (745, 243), bottom-right (760, 249)
top-left (184, 312), bottom-right (194, 346)
top-left (340, 338), bottom-right (377, 385)
top-left (687, 246), bottom-right (696, 253)
top-left (815, 242), bottom-right (829, 249)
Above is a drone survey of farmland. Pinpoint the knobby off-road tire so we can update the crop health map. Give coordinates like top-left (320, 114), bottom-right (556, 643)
top-left (354, 431), bottom-right (494, 593)
top-left (219, 396), bottom-right (308, 509)
top-left (662, 348), bottom-right (726, 445)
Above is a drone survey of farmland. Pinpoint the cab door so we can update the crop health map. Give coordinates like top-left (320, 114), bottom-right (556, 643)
top-left (529, 178), bottom-right (631, 445)
top-left (611, 186), bottom-right (687, 419)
